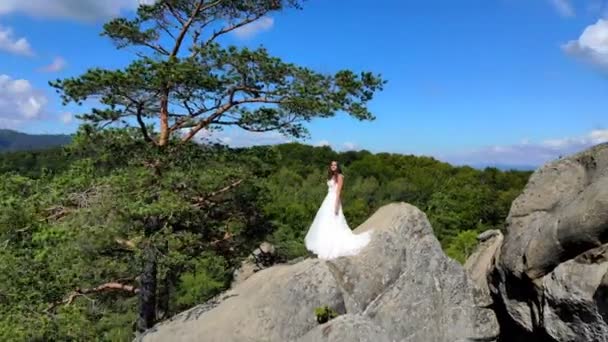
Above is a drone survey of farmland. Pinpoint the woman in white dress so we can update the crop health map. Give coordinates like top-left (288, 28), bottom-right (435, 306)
top-left (304, 161), bottom-right (372, 260)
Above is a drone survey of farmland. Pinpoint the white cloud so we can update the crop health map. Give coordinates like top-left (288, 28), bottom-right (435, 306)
top-left (312, 140), bottom-right (358, 151)
top-left (184, 127), bottom-right (292, 147)
top-left (0, 25), bottom-right (33, 56)
top-left (550, 0), bottom-right (575, 17)
top-left (440, 129), bottom-right (608, 168)
top-left (0, 74), bottom-right (48, 128)
top-left (342, 142), bottom-right (358, 151)
top-left (233, 16), bottom-right (274, 39)
top-left (60, 112), bottom-right (73, 124)
top-left (0, 0), bottom-right (147, 21)
top-left (590, 129), bottom-right (608, 143)
top-left (562, 19), bottom-right (608, 71)
top-left (40, 56), bottom-right (67, 72)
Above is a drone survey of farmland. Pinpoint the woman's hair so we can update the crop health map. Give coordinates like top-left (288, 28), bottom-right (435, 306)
top-left (327, 161), bottom-right (343, 180)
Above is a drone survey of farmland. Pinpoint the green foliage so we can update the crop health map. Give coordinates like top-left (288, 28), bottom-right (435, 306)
top-left (0, 139), bottom-right (531, 339)
top-left (175, 254), bottom-right (230, 308)
top-left (314, 305), bottom-right (339, 324)
top-left (50, 1), bottom-right (384, 147)
top-left (445, 230), bottom-right (479, 264)
top-left (0, 128), bottom-right (271, 340)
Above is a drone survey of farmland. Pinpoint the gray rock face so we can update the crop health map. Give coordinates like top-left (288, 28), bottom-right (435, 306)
top-left (139, 259), bottom-right (345, 342)
top-left (488, 143), bottom-right (608, 341)
top-left (541, 246), bottom-right (608, 341)
top-left (464, 230), bottom-right (503, 305)
top-left (138, 202), bottom-right (499, 342)
top-left (329, 204), bottom-right (499, 342)
top-left (296, 315), bottom-right (390, 342)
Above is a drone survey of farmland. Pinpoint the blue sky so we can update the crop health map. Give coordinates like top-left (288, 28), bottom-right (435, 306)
top-left (1, 0), bottom-right (608, 167)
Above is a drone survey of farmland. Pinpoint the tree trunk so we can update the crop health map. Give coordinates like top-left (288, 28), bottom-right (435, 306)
top-left (137, 242), bottom-right (157, 332)
top-left (137, 217), bottom-right (161, 332)
top-left (157, 241), bottom-right (172, 320)
top-left (158, 91), bottom-right (170, 146)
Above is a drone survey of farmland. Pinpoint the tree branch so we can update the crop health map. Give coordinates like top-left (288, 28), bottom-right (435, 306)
top-left (180, 96), bottom-right (286, 142)
top-left (216, 121), bottom-right (292, 133)
top-left (164, 2), bottom-right (187, 26)
top-left (142, 42), bottom-right (170, 56)
top-left (47, 282), bottom-right (139, 312)
top-left (136, 104), bottom-right (158, 145)
top-left (180, 105), bottom-right (230, 142)
top-left (192, 179), bottom-right (243, 209)
top-left (171, 0), bottom-right (220, 57)
top-left (156, 17), bottom-right (178, 40)
top-left (43, 206), bottom-right (73, 222)
top-left (210, 231), bottom-right (234, 246)
top-left (203, 13), bottom-right (265, 47)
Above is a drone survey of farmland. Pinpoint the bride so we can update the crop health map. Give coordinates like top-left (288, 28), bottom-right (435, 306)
top-left (304, 161), bottom-right (372, 260)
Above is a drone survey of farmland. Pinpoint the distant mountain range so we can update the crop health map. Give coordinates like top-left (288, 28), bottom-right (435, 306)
top-left (468, 163), bottom-right (537, 171)
top-left (0, 129), bottom-right (538, 170)
top-left (0, 129), bottom-right (72, 153)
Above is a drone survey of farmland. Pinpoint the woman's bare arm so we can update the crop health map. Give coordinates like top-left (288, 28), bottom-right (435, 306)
top-left (335, 174), bottom-right (343, 215)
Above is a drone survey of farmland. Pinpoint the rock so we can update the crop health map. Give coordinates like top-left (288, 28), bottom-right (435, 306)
top-left (138, 202), bottom-right (499, 342)
top-left (139, 259), bottom-right (345, 342)
top-left (296, 314), bottom-right (390, 342)
top-left (490, 143), bottom-right (608, 340)
top-left (329, 203), bottom-right (499, 342)
top-left (500, 144), bottom-right (608, 280)
top-left (477, 229), bottom-right (501, 242)
top-left (231, 241), bottom-right (277, 287)
top-left (540, 246), bottom-right (608, 341)
top-left (231, 261), bottom-right (258, 287)
top-left (259, 241), bottom-right (275, 254)
top-left (464, 229), bottom-right (503, 305)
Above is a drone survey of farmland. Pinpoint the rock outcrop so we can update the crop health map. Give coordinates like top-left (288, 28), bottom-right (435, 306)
top-left (231, 241), bottom-right (277, 287)
top-left (466, 143), bottom-right (608, 342)
top-left (137, 203), bottom-right (499, 342)
top-left (464, 229), bottom-right (503, 305)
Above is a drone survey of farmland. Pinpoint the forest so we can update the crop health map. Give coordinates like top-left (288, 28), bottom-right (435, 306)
top-left (0, 133), bottom-right (530, 341)
top-left (0, 0), bottom-right (532, 340)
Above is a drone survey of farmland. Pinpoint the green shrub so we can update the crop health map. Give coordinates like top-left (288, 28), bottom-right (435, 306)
top-left (314, 306), bottom-right (339, 324)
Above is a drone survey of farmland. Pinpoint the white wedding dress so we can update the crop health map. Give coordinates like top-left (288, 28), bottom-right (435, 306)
top-left (304, 177), bottom-right (372, 260)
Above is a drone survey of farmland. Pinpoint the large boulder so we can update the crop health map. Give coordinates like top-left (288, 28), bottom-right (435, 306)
top-left (328, 203), bottom-right (499, 341)
top-left (138, 202), bottom-right (499, 342)
top-left (138, 259), bottom-right (345, 342)
top-left (489, 143), bottom-right (608, 341)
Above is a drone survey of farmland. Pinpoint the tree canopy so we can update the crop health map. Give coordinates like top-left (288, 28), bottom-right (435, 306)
top-left (51, 0), bottom-right (384, 146)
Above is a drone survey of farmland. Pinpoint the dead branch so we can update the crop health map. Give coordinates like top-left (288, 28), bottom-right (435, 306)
top-left (43, 206), bottom-right (73, 222)
top-left (47, 282), bottom-right (139, 312)
top-left (192, 179), bottom-right (244, 209)
top-left (115, 238), bottom-right (137, 250)
top-left (210, 231), bottom-right (234, 246)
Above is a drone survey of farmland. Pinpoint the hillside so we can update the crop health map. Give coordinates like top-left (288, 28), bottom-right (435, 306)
top-left (0, 129), bottom-right (71, 152)
top-left (0, 131), bottom-right (532, 340)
